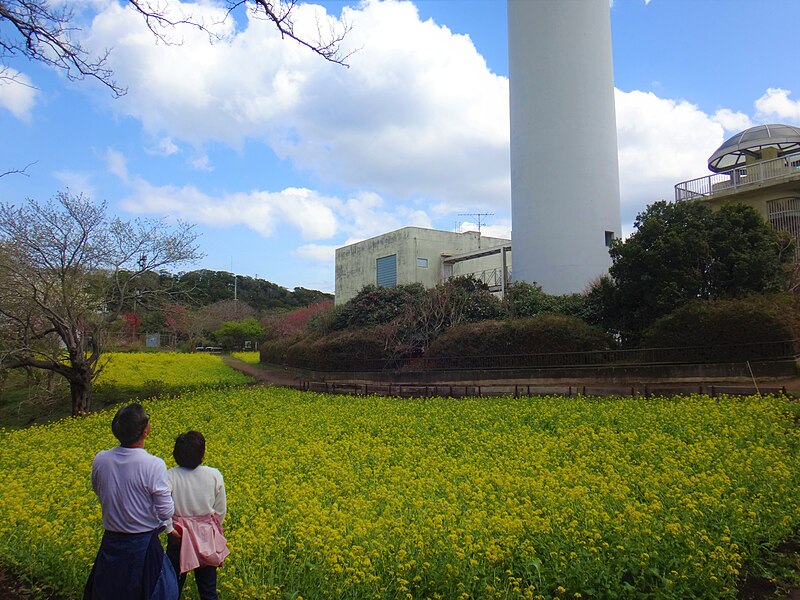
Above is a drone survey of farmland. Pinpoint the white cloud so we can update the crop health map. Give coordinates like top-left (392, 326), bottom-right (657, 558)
top-left (339, 191), bottom-right (432, 240)
top-left (754, 88), bottom-right (800, 122)
top-left (713, 108), bottom-right (752, 133)
top-left (155, 137), bottom-right (180, 156)
top-left (105, 148), bottom-right (129, 181)
top-left (458, 222), bottom-right (511, 240)
top-left (0, 68), bottom-right (38, 121)
top-left (53, 170), bottom-right (95, 199)
top-left (112, 154), bottom-right (440, 245)
top-left (295, 244), bottom-right (338, 262)
top-left (83, 0), bottom-right (509, 210)
top-left (615, 89), bottom-right (725, 225)
top-left (79, 0), bottom-right (780, 248)
top-left (112, 164), bottom-right (440, 251)
top-left (191, 154), bottom-right (213, 171)
top-left (119, 180), bottom-right (341, 240)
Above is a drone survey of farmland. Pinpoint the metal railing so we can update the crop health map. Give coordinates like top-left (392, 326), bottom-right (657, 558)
top-left (675, 150), bottom-right (800, 201)
top-left (462, 267), bottom-right (504, 289)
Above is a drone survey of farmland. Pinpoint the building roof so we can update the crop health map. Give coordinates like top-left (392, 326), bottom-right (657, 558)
top-left (707, 123), bottom-right (800, 173)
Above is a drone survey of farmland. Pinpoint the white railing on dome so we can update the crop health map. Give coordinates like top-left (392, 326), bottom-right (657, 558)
top-left (674, 150), bottom-right (800, 201)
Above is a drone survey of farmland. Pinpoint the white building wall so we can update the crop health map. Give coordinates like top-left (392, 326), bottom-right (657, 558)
top-left (508, 0), bottom-right (621, 294)
top-left (334, 227), bottom-right (510, 304)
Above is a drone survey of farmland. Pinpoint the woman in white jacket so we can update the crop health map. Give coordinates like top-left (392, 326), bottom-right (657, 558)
top-left (166, 431), bottom-right (229, 600)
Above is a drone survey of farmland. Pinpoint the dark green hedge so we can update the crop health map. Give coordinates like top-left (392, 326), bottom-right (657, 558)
top-left (425, 314), bottom-right (614, 358)
top-left (261, 326), bottom-right (392, 370)
top-left (642, 294), bottom-right (800, 348)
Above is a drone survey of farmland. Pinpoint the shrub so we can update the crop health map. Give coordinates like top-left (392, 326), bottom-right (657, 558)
top-left (426, 314), bottom-right (614, 358)
top-left (642, 294), bottom-right (800, 349)
top-left (284, 327), bottom-right (393, 371)
top-left (504, 281), bottom-right (590, 320)
top-left (260, 336), bottom-right (301, 365)
top-left (261, 326), bottom-right (394, 371)
top-left (304, 303), bottom-right (342, 338)
top-left (334, 284), bottom-right (427, 329)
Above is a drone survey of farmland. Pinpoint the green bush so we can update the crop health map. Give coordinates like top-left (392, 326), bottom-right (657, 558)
top-left (213, 317), bottom-right (265, 349)
top-left (333, 284), bottom-right (427, 329)
top-left (426, 314), bottom-right (614, 358)
top-left (504, 281), bottom-right (589, 320)
top-left (260, 336), bottom-right (301, 365)
top-left (262, 327), bottom-right (393, 371)
top-left (642, 294), bottom-right (800, 348)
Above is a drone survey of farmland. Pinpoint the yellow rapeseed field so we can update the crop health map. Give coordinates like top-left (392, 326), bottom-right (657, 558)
top-left (95, 352), bottom-right (253, 388)
top-left (0, 388), bottom-right (798, 599)
top-left (230, 351), bottom-right (261, 364)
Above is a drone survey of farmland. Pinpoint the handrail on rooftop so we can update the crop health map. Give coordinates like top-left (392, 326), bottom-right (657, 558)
top-left (674, 150), bottom-right (800, 202)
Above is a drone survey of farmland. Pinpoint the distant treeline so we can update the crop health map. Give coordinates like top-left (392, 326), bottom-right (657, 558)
top-left (116, 268), bottom-right (333, 313)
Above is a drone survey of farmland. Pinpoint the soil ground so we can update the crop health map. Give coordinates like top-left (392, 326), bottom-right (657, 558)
top-left (3, 358), bottom-right (798, 599)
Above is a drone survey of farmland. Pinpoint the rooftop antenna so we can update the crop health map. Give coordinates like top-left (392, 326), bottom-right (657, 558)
top-left (458, 212), bottom-right (494, 233)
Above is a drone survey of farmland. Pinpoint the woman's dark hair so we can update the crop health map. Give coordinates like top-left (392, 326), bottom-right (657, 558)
top-left (111, 404), bottom-right (150, 447)
top-left (173, 431), bottom-right (206, 469)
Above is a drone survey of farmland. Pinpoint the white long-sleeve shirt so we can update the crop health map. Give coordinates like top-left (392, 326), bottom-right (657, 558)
top-left (167, 465), bottom-right (227, 526)
top-left (91, 446), bottom-right (174, 533)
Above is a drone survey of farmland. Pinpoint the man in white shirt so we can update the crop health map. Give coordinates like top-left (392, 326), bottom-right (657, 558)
top-left (84, 403), bottom-right (178, 600)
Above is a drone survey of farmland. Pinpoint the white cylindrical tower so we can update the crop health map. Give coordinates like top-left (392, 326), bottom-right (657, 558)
top-left (508, 0), bottom-right (621, 294)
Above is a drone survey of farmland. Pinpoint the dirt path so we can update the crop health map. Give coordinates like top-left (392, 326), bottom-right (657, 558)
top-left (222, 356), bottom-right (306, 387)
top-left (225, 355), bottom-right (800, 398)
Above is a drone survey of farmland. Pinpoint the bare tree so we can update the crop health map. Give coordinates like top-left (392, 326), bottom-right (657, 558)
top-left (0, 191), bottom-right (202, 415)
top-left (194, 299), bottom-right (256, 335)
top-left (0, 0), bottom-right (352, 98)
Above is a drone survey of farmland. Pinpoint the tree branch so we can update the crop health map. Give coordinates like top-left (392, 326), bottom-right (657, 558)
top-left (223, 0), bottom-right (355, 66)
top-left (1, 0), bottom-right (353, 100)
top-left (0, 161), bottom-right (36, 179)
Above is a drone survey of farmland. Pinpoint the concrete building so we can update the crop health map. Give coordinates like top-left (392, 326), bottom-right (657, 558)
top-left (507, 0), bottom-right (621, 294)
top-left (334, 227), bottom-right (511, 305)
top-left (674, 124), bottom-right (800, 258)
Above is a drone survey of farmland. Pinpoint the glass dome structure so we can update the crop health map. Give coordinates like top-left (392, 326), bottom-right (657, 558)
top-left (707, 123), bottom-right (800, 173)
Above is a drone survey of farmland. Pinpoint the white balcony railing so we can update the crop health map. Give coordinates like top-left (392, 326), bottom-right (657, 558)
top-left (675, 150), bottom-right (800, 202)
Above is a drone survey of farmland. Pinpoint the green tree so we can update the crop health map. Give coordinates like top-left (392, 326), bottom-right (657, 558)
top-left (214, 318), bottom-right (265, 350)
top-left (602, 200), bottom-right (791, 343)
top-left (0, 191), bottom-right (201, 415)
top-left (706, 203), bottom-right (793, 296)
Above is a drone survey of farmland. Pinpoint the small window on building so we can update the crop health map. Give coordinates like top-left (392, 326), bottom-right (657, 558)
top-left (604, 230), bottom-right (615, 248)
top-left (376, 254), bottom-right (397, 288)
top-left (416, 257), bottom-right (429, 268)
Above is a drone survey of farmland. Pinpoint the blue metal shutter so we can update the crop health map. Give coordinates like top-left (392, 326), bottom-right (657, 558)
top-left (376, 254), bottom-right (397, 287)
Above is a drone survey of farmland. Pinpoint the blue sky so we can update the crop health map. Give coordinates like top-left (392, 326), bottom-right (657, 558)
top-left (1, 0), bottom-right (799, 293)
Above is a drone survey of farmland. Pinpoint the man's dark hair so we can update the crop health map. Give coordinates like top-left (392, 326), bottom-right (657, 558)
top-left (173, 431), bottom-right (206, 469)
top-left (111, 404), bottom-right (150, 447)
